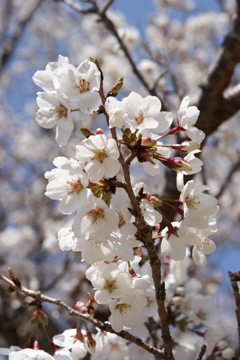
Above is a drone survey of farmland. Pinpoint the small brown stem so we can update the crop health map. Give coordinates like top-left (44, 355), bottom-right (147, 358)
top-left (196, 344), bottom-right (207, 360)
top-left (228, 271), bottom-right (240, 359)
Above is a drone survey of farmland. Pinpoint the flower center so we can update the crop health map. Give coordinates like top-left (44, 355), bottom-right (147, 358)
top-left (135, 110), bottom-right (145, 125)
top-left (92, 149), bottom-right (107, 162)
top-left (103, 278), bottom-right (118, 292)
top-left (87, 207), bottom-right (105, 224)
top-left (118, 213), bottom-right (126, 228)
top-left (77, 78), bottom-right (89, 93)
top-left (116, 303), bottom-right (132, 314)
top-left (50, 104), bottom-right (68, 120)
top-left (197, 309), bottom-right (207, 320)
top-left (197, 237), bottom-right (210, 252)
top-left (67, 179), bottom-right (83, 194)
top-left (185, 195), bottom-right (200, 209)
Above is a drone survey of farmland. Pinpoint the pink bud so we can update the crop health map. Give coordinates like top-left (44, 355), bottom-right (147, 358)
top-left (222, 348), bottom-right (234, 359)
top-left (74, 301), bottom-right (86, 313)
top-left (141, 137), bottom-right (157, 147)
top-left (33, 341), bottom-right (40, 350)
top-left (96, 128), bottom-right (104, 134)
top-left (162, 157), bottom-right (192, 171)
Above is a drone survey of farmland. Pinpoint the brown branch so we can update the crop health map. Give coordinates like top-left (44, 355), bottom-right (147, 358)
top-left (196, 344), bottom-right (207, 360)
top-left (0, 274), bottom-right (165, 359)
top-left (228, 271), bottom-right (240, 359)
top-left (110, 126), bottom-right (174, 360)
top-left (197, 0), bottom-right (240, 137)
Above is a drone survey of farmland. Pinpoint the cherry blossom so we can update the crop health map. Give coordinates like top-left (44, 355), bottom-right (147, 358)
top-left (45, 157), bottom-right (91, 214)
top-left (91, 262), bottom-right (132, 304)
top-left (53, 329), bottom-right (87, 360)
top-left (53, 58), bottom-right (101, 114)
top-left (9, 349), bottom-right (55, 360)
top-left (105, 97), bottom-right (125, 128)
top-left (76, 134), bottom-right (120, 182)
top-left (180, 180), bottom-right (218, 229)
top-left (72, 197), bottom-right (118, 241)
top-left (140, 198), bottom-right (162, 226)
top-left (109, 290), bottom-right (148, 332)
top-left (36, 92), bottom-right (74, 146)
top-left (161, 224), bottom-right (187, 261)
top-left (33, 55), bottom-right (69, 92)
top-left (122, 91), bottom-right (162, 131)
top-left (177, 96), bottom-right (205, 143)
top-left (176, 150), bottom-right (203, 191)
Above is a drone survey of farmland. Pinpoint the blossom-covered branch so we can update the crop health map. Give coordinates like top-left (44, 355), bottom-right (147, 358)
top-left (0, 273), bottom-right (165, 358)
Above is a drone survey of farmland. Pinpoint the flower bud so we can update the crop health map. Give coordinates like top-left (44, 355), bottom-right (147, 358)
top-left (31, 309), bottom-right (49, 326)
top-left (80, 127), bottom-right (94, 138)
top-left (171, 296), bottom-right (182, 306)
top-left (221, 348), bottom-right (234, 359)
top-left (175, 286), bottom-right (186, 296)
top-left (107, 77), bottom-right (124, 97)
top-left (96, 128), bottom-right (105, 134)
top-left (8, 268), bottom-right (21, 288)
top-left (170, 141), bottom-right (200, 152)
top-left (146, 194), bottom-right (163, 207)
top-left (33, 341), bottom-right (40, 350)
top-left (74, 301), bottom-right (86, 313)
top-left (141, 137), bottom-right (157, 147)
top-left (163, 157), bottom-right (192, 171)
top-left (181, 141), bottom-right (200, 152)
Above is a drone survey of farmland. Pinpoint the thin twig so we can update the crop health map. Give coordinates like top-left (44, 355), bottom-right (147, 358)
top-left (0, 273), bottom-right (165, 359)
top-left (196, 344), bottom-right (207, 360)
top-left (62, 0), bottom-right (167, 109)
top-left (228, 271), bottom-right (240, 359)
top-left (61, 0), bottom-right (96, 13)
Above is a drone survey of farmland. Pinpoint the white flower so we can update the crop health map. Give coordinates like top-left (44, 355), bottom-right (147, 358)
top-left (76, 134), bottom-right (120, 182)
top-left (205, 323), bottom-right (230, 354)
top-left (45, 157), bottom-right (90, 214)
top-left (96, 331), bottom-right (130, 360)
top-left (53, 329), bottom-right (87, 360)
top-left (161, 224), bottom-right (187, 261)
top-left (54, 59), bottom-right (101, 114)
top-left (72, 197), bottom-right (118, 241)
top-left (105, 97), bottom-right (125, 128)
top-left (58, 227), bottom-right (116, 263)
top-left (91, 262), bottom-right (132, 304)
top-left (191, 294), bottom-right (222, 327)
top-left (109, 228), bottom-right (141, 262)
top-left (9, 349), bottom-right (55, 360)
top-left (109, 290), bottom-right (148, 332)
top-left (184, 226), bottom-right (217, 267)
top-left (180, 180), bottom-right (218, 230)
top-left (176, 150), bottom-right (203, 191)
top-left (33, 55), bottom-right (69, 92)
top-left (140, 199), bottom-right (162, 226)
top-left (54, 349), bottom-right (73, 360)
top-left (36, 92), bottom-right (74, 146)
top-left (177, 96), bottom-right (205, 143)
top-left (122, 91), bottom-right (161, 131)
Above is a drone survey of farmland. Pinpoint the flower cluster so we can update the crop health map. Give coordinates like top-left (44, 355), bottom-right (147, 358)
top-left (4, 55), bottom-right (226, 360)
top-left (31, 55), bottom-right (220, 334)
